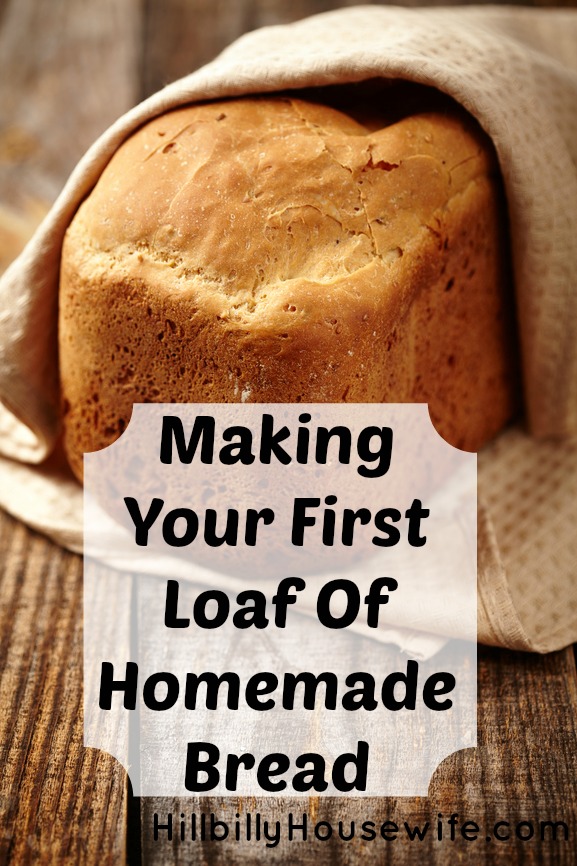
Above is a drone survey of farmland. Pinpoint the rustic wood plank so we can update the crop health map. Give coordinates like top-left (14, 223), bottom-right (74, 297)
top-left (0, 511), bottom-right (128, 865)
top-left (139, 646), bottom-right (577, 864)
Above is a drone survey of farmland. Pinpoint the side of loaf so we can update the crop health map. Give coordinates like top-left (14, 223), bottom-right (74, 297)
top-left (59, 95), bottom-right (518, 481)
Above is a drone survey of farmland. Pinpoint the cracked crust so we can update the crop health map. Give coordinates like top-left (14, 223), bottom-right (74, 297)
top-left (59, 95), bottom-right (518, 479)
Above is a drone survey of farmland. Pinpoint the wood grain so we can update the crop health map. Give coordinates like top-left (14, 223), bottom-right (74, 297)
top-left (0, 510), bottom-right (128, 865)
top-left (139, 646), bottom-right (577, 865)
top-left (1, 505), bottom-right (575, 865)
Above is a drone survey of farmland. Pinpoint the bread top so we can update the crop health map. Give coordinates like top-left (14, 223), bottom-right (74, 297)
top-left (63, 96), bottom-right (496, 336)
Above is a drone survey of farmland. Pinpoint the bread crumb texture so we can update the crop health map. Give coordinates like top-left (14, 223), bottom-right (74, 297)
top-left (59, 96), bottom-right (518, 480)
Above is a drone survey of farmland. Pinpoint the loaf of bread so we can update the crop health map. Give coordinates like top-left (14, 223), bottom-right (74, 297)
top-left (59, 94), bottom-right (518, 481)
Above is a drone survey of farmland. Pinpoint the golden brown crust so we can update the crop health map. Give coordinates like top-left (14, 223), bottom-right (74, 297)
top-left (59, 95), bottom-right (518, 480)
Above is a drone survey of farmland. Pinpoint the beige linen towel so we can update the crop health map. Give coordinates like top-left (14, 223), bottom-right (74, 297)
top-left (0, 5), bottom-right (576, 652)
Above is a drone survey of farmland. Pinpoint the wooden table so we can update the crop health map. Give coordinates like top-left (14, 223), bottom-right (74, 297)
top-left (1, 2), bottom-right (576, 864)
